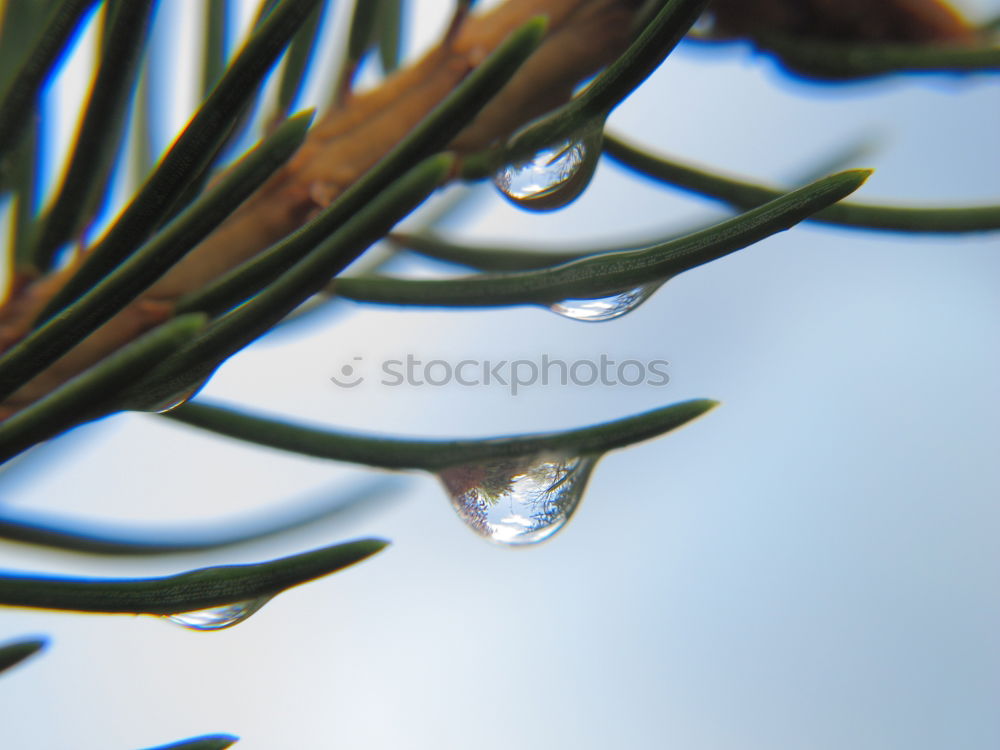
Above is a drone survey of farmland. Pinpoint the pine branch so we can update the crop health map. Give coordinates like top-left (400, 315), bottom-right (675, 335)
top-left (0, 0), bottom-right (649, 418)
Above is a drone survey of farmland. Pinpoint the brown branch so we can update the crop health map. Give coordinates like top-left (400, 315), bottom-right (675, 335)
top-left (0, 0), bottom-right (645, 418)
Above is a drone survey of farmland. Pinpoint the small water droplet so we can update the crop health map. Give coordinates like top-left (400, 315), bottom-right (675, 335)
top-left (493, 128), bottom-right (602, 211)
top-left (164, 595), bottom-right (272, 631)
top-left (549, 281), bottom-right (664, 322)
top-left (439, 454), bottom-right (597, 545)
top-left (151, 392), bottom-right (194, 414)
top-left (136, 378), bottom-right (208, 413)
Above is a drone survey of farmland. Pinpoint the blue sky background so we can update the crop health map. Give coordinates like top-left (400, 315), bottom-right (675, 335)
top-left (2, 1), bottom-right (999, 748)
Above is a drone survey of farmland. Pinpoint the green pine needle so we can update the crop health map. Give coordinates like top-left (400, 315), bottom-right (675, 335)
top-left (334, 169), bottom-right (871, 308)
top-left (0, 538), bottom-right (387, 614)
top-left (605, 134), bottom-right (1000, 233)
top-left (0, 636), bottom-right (48, 676)
top-left (165, 397), bottom-right (719, 471)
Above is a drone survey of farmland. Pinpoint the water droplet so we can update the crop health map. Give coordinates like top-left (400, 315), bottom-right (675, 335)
top-left (439, 454), bottom-right (597, 545)
top-left (135, 378), bottom-right (209, 413)
top-left (549, 281), bottom-right (664, 322)
top-left (151, 392), bottom-right (194, 414)
top-left (493, 128), bottom-right (602, 211)
top-left (164, 595), bottom-right (272, 631)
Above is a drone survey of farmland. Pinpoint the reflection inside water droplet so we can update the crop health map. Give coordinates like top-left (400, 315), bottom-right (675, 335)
top-left (165, 595), bottom-right (272, 631)
top-left (493, 128), bottom-right (602, 211)
top-left (439, 454), bottom-right (597, 545)
top-left (550, 281), bottom-right (664, 322)
top-left (494, 140), bottom-right (585, 201)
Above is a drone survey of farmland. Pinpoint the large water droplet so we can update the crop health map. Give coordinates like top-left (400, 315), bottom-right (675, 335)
top-left (164, 595), bottom-right (272, 631)
top-left (439, 454), bottom-right (597, 545)
top-left (550, 281), bottom-right (664, 322)
top-left (493, 128), bottom-right (602, 211)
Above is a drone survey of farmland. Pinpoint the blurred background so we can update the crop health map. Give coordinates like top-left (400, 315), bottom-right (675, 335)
top-left (1, 1), bottom-right (999, 747)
